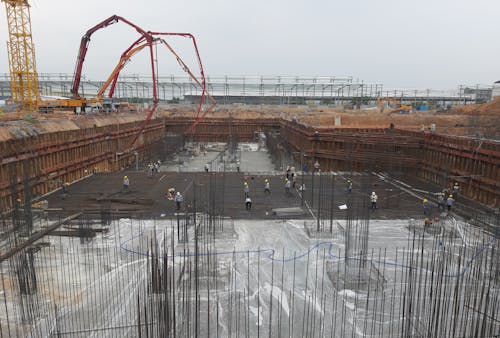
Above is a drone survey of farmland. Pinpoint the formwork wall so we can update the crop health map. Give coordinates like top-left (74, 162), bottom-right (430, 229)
top-left (0, 116), bottom-right (165, 210)
top-left (1, 116), bottom-right (498, 210)
top-left (165, 117), bottom-right (499, 207)
top-left (279, 121), bottom-right (499, 208)
top-left (165, 117), bottom-right (278, 142)
top-left (417, 131), bottom-right (500, 207)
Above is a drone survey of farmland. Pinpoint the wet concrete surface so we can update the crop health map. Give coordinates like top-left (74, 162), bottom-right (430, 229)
top-left (43, 143), bottom-right (491, 222)
top-left (44, 170), bottom-right (438, 221)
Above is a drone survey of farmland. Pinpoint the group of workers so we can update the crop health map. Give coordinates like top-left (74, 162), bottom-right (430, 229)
top-left (243, 174), bottom-right (302, 211)
top-left (121, 175), bottom-right (185, 210)
top-left (118, 162), bottom-right (463, 216)
top-left (165, 187), bottom-right (183, 210)
top-left (147, 160), bottom-right (161, 177)
top-left (423, 182), bottom-right (460, 215)
top-left (347, 178), bottom-right (459, 216)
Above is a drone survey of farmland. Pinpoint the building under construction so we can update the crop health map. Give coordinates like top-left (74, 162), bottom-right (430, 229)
top-left (0, 104), bottom-right (499, 337)
top-left (0, 2), bottom-right (499, 338)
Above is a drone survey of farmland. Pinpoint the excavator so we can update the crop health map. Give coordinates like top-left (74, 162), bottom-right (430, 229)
top-left (377, 97), bottom-right (412, 114)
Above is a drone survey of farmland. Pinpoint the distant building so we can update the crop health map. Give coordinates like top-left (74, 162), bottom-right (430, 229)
top-left (463, 87), bottom-right (492, 103)
top-left (492, 80), bottom-right (500, 99)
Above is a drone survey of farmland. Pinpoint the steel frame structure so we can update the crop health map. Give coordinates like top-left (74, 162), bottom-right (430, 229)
top-left (3, 0), bottom-right (40, 118)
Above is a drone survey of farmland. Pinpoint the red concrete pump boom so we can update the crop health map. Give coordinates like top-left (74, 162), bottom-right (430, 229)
top-left (71, 15), bottom-right (156, 101)
top-left (70, 15), bottom-right (215, 148)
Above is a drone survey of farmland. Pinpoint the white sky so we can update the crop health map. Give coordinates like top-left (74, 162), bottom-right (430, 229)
top-left (2, 0), bottom-right (499, 89)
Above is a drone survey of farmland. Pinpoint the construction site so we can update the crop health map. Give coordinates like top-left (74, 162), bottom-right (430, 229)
top-left (0, 2), bottom-right (499, 338)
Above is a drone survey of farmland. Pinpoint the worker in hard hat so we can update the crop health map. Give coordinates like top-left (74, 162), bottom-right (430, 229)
top-left (122, 176), bottom-right (129, 192)
top-left (437, 192), bottom-right (445, 210)
top-left (264, 179), bottom-right (270, 194)
top-left (284, 178), bottom-right (291, 194)
top-left (204, 163), bottom-right (209, 173)
top-left (370, 192), bottom-right (378, 210)
top-left (423, 198), bottom-right (429, 216)
top-left (62, 181), bottom-right (69, 194)
top-left (245, 195), bottom-right (252, 210)
top-left (446, 194), bottom-right (454, 212)
top-left (347, 179), bottom-right (353, 193)
top-left (147, 163), bottom-right (154, 178)
top-left (452, 182), bottom-right (460, 201)
top-left (174, 191), bottom-right (184, 210)
top-left (243, 181), bottom-right (250, 197)
top-left (165, 187), bottom-right (175, 200)
top-left (424, 217), bottom-right (432, 228)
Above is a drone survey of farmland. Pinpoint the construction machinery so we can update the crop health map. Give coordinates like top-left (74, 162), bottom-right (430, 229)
top-left (377, 97), bottom-right (412, 114)
top-left (1, 1), bottom-right (84, 116)
top-left (2, 5), bottom-right (215, 144)
top-left (2, 0), bottom-right (39, 118)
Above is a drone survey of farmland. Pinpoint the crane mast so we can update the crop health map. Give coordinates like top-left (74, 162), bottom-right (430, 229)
top-left (3, 0), bottom-right (39, 118)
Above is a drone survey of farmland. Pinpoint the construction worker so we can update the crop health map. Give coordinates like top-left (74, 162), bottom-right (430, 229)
top-left (424, 217), bottom-right (432, 229)
top-left (122, 176), bottom-right (129, 192)
top-left (314, 161), bottom-right (320, 172)
top-left (423, 198), bottom-right (429, 216)
top-left (62, 182), bottom-right (69, 194)
top-left (166, 188), bottom-right (175, 200)
top-left (453, 182), bottom-right (460, 201)
top-left (370, 192), bottom-right (378, 210)
top-left (204, 163), bottom-right (209, 172)
top-left (245, 196), bottom-right (252, 210)
top-left (347, 179), bottom-right (353, 193)
top-left (285, 178), bottom-right (291, 194)
top-left (437, 193), bottom-right (445, 210)
top-left (446, 194), bottom-right (454, 212)
top-left (291, 172), bottom-right (296, 188)
top-left (264, 179), bottom-right (270, 194)
top-left (243, 182), bottom-right (249, 197)
top-left (174, 191), bottom-right (183, 210)
top-left (147, 163), bottom-right (154, 177)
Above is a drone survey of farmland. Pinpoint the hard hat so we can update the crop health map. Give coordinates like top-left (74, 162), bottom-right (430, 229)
top-left (17, 198), bottom-right (21, 202)
top-left (285, 178), bottom-right (288, 181)
top-left (372, 191), bottom-right (375, 195)
top-left (265, 179), bottom-right (268, 182)
top-left (66, 182), bottom-right (69, 185)
top-left (423, 198), bottom-right (428, 203)
top-left (176, 192), bottom-right (180, 195)
top-left (244, 182), bottom-right (248, 186)
top-left (449, 194), bottom-right (453, 198)
top-left (424, 217), bottom-right (429, 221)
top-left (124, 176), bottom-right (128, 179)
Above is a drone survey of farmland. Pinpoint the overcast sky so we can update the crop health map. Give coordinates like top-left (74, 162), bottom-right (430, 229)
top-left (2, 0), bottom-right (499, 89)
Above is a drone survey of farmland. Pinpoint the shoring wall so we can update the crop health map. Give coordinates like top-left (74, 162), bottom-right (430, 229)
top-left (1, 115), bottom-right (498, 210)
top-left (279, 120), bottom-right (499, 208)
top-left (0, 116), bottom-right (165, 210)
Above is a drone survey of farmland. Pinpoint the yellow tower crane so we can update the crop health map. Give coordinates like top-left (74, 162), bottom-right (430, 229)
top-left (2, 0), bottom-right (39, 119)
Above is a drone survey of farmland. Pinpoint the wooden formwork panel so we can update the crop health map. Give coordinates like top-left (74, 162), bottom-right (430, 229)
top-left (0, 119), bottom-right (165, 210)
